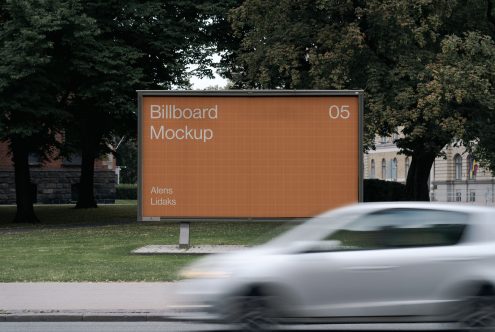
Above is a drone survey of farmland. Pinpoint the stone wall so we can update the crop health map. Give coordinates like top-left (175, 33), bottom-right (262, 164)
top-left (0, 169), bottom-right (115, 204)
top-left (0, 172), bottom-right (15, 203)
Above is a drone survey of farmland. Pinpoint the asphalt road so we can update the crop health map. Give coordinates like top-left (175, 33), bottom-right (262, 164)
top-left (0, 321), bottom-right (459, 332)
top-left (0, 321), bottom-right (227, 332)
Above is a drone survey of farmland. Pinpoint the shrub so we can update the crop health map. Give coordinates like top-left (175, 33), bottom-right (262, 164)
top-left (363, 179), bottom-right (409, 202)
top-left (116, 183), bottom-right (137, 200)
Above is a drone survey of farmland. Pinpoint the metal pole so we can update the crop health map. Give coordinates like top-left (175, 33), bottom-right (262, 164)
top-left (179, 222), bottom-right (190, 249)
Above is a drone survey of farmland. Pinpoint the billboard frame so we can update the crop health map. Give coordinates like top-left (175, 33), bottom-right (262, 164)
top-left (137, 90), bottom-right (364, 222)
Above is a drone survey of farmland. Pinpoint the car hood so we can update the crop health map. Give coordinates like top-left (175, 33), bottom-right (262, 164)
top-left (182, 244), bottom-right (289, 276)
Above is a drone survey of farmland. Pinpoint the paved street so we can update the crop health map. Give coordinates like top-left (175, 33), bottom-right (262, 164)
top-left (0, 282), bottom-right (460, 331)
top-left (0, 282), bottom-right (183, 322)
top-left (0, 321), bottom-right (459, 332)
top-left (0, 322), bottom-right (227, 332)
top-left (0, 282), bottom-right (177, 311)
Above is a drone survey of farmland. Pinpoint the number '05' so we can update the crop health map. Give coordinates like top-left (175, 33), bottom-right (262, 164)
top-left (328, 105), bottom-right (350, 119)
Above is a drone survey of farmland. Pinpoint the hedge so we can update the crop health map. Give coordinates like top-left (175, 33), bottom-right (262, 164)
top-left (363, 179), bottom-right (409, 202)
top-left (116, 184), bottom-right (137, 200)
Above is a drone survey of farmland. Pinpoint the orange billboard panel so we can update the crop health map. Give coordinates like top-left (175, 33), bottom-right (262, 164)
top-left (138, 91), bottom-right (363, 219)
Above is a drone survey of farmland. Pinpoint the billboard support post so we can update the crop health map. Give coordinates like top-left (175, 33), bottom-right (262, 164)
top-left (179, 222), bottom-right (190, 249)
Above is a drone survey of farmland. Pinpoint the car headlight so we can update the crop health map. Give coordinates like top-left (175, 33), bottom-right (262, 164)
top-left (179, 268), bottom-right (232, 279)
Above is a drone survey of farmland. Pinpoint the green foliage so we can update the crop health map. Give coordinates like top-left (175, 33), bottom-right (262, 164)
top-left (116, 184), bottom-right (137, 200)
top-left (223, 0), bottom-right (495, 198)
top-left (60, 1), bottom-right (226, 207)
top-left (0, 0), bottom-right (229, 211)
top-left (0, 0), bottom-right (106, 221)
top-left (427, 32), bottom-right (495, 173)
top-left (363, 179), bottom-right (408, 202)
top-left (0, 0), bottom-right (97, 156)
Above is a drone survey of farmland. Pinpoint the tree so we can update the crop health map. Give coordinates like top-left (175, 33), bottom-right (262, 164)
top-left (437, 33), bottom-right (495, 175)
top-left (61, 1), bottom-right (141, 208)
top-left (63, 0), bottom-right (221, 208)
top-left (222, 0), bottom-right (495, 200)
top-left (399, 31), bottom-right (495, 200)
top-left (1, 0), bottom-right (234, 216)
top-left (0, 0), bottom-right (97, 222)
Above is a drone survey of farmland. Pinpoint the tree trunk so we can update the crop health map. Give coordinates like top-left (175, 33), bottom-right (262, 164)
top-left (405, 152), bottom-right (436, 201)
top-left (76, 124), bottom-right (98, 208)
top-left (76, 147), bottom-right (97, 208)
top-left (11, 137), bottom-right (40, 223)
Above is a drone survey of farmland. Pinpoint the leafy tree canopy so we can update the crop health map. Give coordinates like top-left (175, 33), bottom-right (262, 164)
top-left (63, 0), bottom-right (226, 208)
top-left (223, 0), bottom-right (495, 200)
top-left (0, 0), bottom-right (231, 217)
top-left (0, 0), bottom-right (100, 222)
top-left (0, 0), bottom-right (97, 157)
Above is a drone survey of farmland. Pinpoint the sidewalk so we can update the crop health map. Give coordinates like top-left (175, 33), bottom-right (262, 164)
top-left (0, 246), bottom-right (246, 322)
top-left (0, 282), bottom-right (190, 322)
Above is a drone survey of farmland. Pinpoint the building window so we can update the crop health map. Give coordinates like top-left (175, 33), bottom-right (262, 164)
top-left (454, 154), bottom-right (462, 180)
top-left (455, 191), bottom-right (462, 202)
top-left (370, 159), bottom-right (376, 179)
top-left (381, 159), bottom-right (387, 180)
top-left (391, 158), bottom-right (397, 181)
top-left (380, 136), bottom-right (388, 144)
top-left (469, 191), bottom-right (476, 202)
top-left (405, 157), bottom-right (410, 179)
top-left (467, 155), bottom-right (478, 180)
top-left (392, 133), bottom-right (399, 142)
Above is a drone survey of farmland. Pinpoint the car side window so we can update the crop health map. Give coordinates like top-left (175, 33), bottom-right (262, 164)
top-left (324, 208), bottom-right (469, 250)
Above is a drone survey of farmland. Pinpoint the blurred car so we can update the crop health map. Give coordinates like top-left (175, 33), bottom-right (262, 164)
top-left (176, 203), bottom-right (495, 331)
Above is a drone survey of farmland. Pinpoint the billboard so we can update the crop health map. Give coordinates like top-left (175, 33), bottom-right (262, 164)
top-left (138, 91), bottom-right (363, 220)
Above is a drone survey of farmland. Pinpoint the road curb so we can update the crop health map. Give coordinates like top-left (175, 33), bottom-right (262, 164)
top-left (3, 314), bottom-right (82, 322)
top-left (0, 311), bottom-right (209, 323)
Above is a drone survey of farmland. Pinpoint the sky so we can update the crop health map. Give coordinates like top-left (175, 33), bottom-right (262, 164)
top-left (189, 54), bottom-right (229, 90)
top-left (190, 70), bottom-right (228, 90)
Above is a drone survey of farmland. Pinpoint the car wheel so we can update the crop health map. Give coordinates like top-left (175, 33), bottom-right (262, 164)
top-left (229, 289), bottom-right (277, 332)
top-left (458, 293), bottom-right (495, 332)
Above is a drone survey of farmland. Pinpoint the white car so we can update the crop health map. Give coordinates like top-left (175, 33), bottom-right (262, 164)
top-left (177, 203), bottom-right (495, 331)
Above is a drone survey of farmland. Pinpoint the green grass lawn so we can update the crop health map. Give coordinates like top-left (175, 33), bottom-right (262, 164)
top-left (114, 199), bottom-right (137, 205)
top-left (0, 204), bottom-right (137, 227)
top-left (0, 205), bottom-right (291, 282)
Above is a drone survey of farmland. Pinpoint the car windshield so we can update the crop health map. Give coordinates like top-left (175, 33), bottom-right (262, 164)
top-left (265, 208), bottom-right (470, 250)
top-left (324, 208), bottom-right (469, 250)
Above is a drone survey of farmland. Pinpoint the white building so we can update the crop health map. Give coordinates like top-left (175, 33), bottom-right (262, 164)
top-left (365, 136), bottom-right (495, 206)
